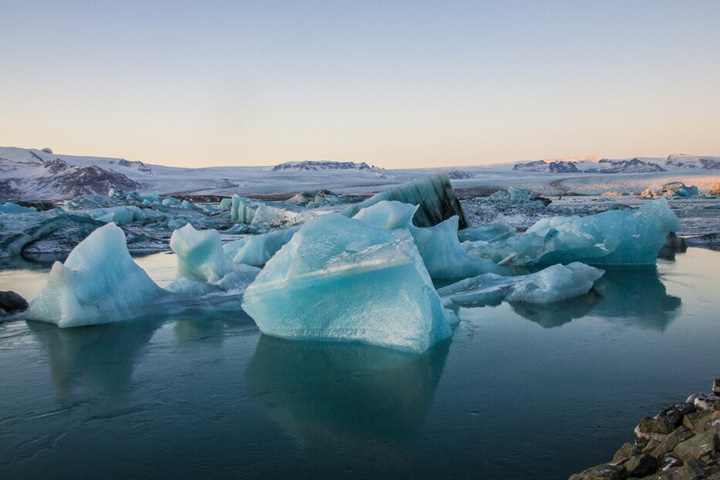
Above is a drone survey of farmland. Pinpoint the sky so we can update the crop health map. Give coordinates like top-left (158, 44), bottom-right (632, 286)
top-left (1, 0), bottom-right (719, 169)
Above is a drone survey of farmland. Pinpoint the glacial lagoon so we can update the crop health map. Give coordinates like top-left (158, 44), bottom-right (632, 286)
top-left (1, 247), bottom-right (719, 479)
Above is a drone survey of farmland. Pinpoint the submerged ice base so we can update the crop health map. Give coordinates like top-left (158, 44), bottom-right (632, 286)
top-left (242, 214), bottom-right (455, 353)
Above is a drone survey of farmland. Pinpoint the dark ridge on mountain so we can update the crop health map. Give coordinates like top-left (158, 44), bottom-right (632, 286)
top-left (272, 160), bottom-right (383, 172)
top-left (514, 157), bottom-right (665, 174)
top-left (585, 158), bottom-right (666, 173)
top-left (0, 159), bottom-right (140, 200)
top-left (513, 160), bottom-right (580, 173)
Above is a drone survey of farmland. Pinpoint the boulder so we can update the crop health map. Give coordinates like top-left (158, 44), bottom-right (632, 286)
top-left (672, 430), bottom-right (719, 461)
top-left (568, 463), bottom-right (628, 480)
top-left (623, 453), bottom-right (658, 477)
top-left (0, 290), bottom-right (29, 313)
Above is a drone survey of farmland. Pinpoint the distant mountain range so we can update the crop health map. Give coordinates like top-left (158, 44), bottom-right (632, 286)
top-left (1, 146), bottom-right (718, 201)
top-left (271, 160), bottom-right (383, 172)
top-left (512, 154), bottom-right (720, 174)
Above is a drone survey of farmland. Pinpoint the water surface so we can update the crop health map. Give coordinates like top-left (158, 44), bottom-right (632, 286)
top-left (1, 248), bottom-right (719, 479)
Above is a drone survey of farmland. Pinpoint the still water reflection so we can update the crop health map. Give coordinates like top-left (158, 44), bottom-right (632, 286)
top-left (0, 248), bottom-right (719, 479)
top-left (246, 336), bottom-right (448, 451)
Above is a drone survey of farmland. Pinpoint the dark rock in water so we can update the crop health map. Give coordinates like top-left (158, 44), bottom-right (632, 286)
top-left (568, 463), bottom-right (627, 480)
top-left (343, 172), bottom-right (468, 229)
top-left (714, 378), bottom-right (720, 396)
top-left (0, 291), bottom-right (29, 313)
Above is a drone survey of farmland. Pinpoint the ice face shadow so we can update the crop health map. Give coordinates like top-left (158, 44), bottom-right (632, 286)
top-left (245, 335), bottom-right (449, 452)
top-left (27, 319), bottom-right (160, 396)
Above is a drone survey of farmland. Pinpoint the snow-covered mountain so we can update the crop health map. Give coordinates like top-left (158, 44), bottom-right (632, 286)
top-left (513, 157), bottom-right (667, 174)
top-left (271, 160), bottom-right (383, 172)
top-left (2, 146), bottom-right (719, 201)
top-left (0, 147), bottom-right (142, 200)
top-left (664, 154), bottom-right (720, 170)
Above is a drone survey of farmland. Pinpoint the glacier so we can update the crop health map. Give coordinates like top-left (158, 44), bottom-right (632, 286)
top-left (241, 214), bottom-right (456, 353)
top-left (26, 223), bottom-right (168, 327)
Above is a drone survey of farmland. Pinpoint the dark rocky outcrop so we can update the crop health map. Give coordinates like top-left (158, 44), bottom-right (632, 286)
top-left (570, 379), bottom-right (720, 480)
top-left (0, 290), bottom-right (28, 314)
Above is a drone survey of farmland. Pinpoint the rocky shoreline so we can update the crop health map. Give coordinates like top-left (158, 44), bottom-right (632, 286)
top-left (570, 379), bottom-right (720, 479)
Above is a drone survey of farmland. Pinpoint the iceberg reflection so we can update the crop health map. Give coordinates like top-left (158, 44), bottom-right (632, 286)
top-left (245, 335), bottom-right (449, 451)
top-left (27, 320), bottom-right (159, 396)
top-left (592, 270), bottom-right (681, 330)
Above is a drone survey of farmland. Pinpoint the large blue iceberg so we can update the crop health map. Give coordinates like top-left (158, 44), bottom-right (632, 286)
top-left (242, 214), bottom-right (456, 353)
top-left (464, 199), bottom-right (680, 268)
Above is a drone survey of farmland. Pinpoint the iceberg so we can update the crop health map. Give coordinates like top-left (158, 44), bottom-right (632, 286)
top-left (465, 199), bottom-right (680, 268)
top-left (342, 172), bottom-right (468, 228)
top-left (230, 195), bottom-right (255, 223)
top-left (170, 223), bottom-right (258, 282)
top-left (223, 228), bottom-right (298, 267)
top-left (353, 201), bottom-right (502, 279)
top-left (409, 215), bottom-right (504, 279)
top-left (242, 214), bottom-right (455, 353)
top-left (0, 202), bottom-right (36, 214)
top-left (438, 262), bottom-right (604, 306)
top-left (26, 223), bottom-right (167, 327)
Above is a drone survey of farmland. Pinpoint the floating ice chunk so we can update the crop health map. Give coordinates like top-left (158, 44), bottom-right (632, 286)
top-left (220, 197), bottom-right (233, 210)
top-left (352, 201), bottom-right (502, 279)
top-left (458, 220), bottom-right (516, 243)
top-left (223, 228), bottom-right (298, 267)
top-left (352, 201), bottom-right (418, 229)
top-left (409, 216), bottom-right (504, 279)
top-left (26, 223), bottom-right (167, 327)
top-left (662, 181), bottom-right (698, 197)
top-left (250, 204), bottom-right (318, 228)
top-left (242, 214), bottom-right (454, 353)
top-left (466, 199), bottom-right (680, 268)
top-left (231, 195), bottom-right (255, 223)
top-left (170, 224), bottom-right (240, 282)
top-left (0, 202), bottom-right (36, 214)
top-left (506, 263), bottom-right (604, 303)
top-left (343, 172), bottom-right (468, 228)
top-left (438, 262), bottom-right (603, 306)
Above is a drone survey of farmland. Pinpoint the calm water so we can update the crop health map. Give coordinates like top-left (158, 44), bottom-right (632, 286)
top-left (1, 248), bottom-right (719, 479)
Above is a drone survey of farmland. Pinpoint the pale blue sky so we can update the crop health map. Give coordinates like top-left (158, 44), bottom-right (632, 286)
top-left (1, 0), bottom-right (719, 168)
